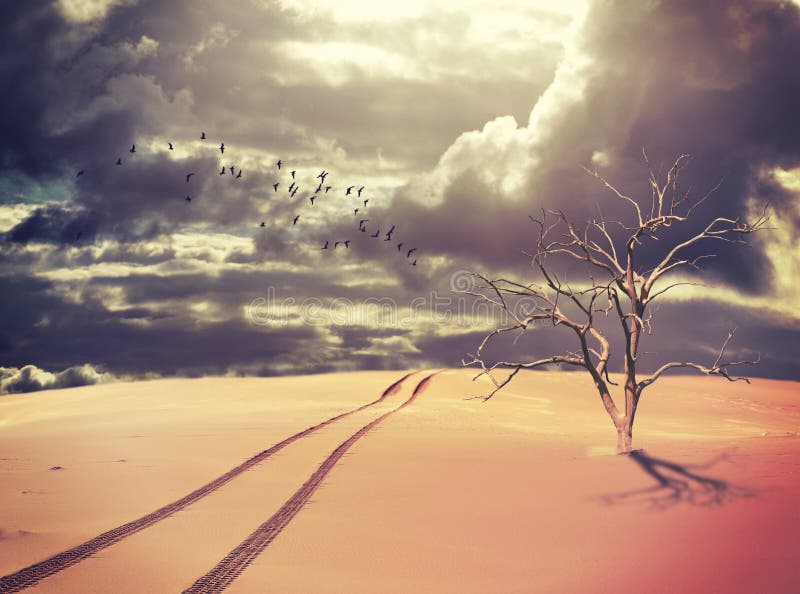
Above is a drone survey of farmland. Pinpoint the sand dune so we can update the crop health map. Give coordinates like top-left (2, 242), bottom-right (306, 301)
top-left (1, 370), bottom-right (798, 593)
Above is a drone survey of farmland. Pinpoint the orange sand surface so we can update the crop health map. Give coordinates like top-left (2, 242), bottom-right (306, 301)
top-left (1, 369), bottom-right (798, 593)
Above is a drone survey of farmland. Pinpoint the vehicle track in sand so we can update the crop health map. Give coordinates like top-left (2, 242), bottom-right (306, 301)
top-left (183, 372), bottom-right (438, 594)
top-left (0, 372), bottom-right (418, 594)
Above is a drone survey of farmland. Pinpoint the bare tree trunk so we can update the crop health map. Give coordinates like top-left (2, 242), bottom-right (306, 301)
top-left (616, 423), bottom-right (634, 454)
top-left (598, 385), bottom-right (635, 454)
top-left (607, 346), bottom-right (639, 452)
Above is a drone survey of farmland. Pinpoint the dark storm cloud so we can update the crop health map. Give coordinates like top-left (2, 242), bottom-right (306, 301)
top-left (5, 203), bottom-right (92, 244)
top-left (67, 0), bottom-right (560, 173)
top-left (0, 0), bottom-right (561, 380)
top-left (0, 267), bottom-right (430, 377)
top-left (383, 0), bottom-right (800, 291)
top-left (364, 168), bottom-right (535, 270)
top-left (1, 0), bottom-right (559, 250)
top-left (79, 265), bottom-right (431, 328)
top-left (633, 301), bottom-right (800, 382)
top-left (0, 4), bottom-right (168, 184)
top-left (0, 2), bottom-right (65, 177)
top-left (0, 272), bottom-right (328, 376)
top-left (0, 1), bottom-right (281, 240)
top-left (1, 0), bottom-right (798, 383)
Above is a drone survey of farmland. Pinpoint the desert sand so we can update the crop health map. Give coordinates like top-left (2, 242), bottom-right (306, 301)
top-left (0, 369), bottom-right (798, 593)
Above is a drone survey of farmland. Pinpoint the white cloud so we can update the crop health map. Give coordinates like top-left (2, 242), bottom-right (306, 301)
top-left (56, 0), bottom-right (138, 24)
top-left (183, 23), bottom-right (240, 71)
top-left (0, 364), bottom-right (116, 394)
top-left (278, 0), bottom-right (584, 25)
top-left (270, 1), bottom-right (577, 89)
top-left (134, 35), bottom-right (159, 58)
top-left (758, 168), bottom-right (800, 313)
top-left (0, 203), bottom-right (43, 233)
top-left (398, 1), bottom-right (591, 205)
top-left (278, 41), bottom-right (423, 85)
top-left (353, 335), bottom-right (421, 356)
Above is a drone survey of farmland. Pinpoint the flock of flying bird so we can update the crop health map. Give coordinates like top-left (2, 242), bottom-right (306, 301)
top-left (75, 131), bottom-right (419, 266)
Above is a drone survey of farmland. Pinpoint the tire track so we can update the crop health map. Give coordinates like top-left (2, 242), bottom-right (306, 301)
top-left (0, 371), bottom-right (418, 594)
top-left (183, 371), bottom-right (438, 594)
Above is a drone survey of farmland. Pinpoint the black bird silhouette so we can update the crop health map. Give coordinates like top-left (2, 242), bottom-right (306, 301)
top-left (201, 131), bottom-right (206, 139)
top-left (291, 187), bottom-right (298, 197)
top-left (354, 208), bottom-right (359, 216)
top-left (260, 221), bottom-right (266, 227)
top-left (345, 186), bottom-right (354, 195)
top-left (273, 182), bottom-right (279, 192)
top-left (293, 214), bottom-right (300, 225)
top-left (168, 142), bottom-right (174, 150)
top-left (315, 182), bottom-right (323, 193)
top-left (358, 186), bottom-right (364, 197)
top-left (276, 160), bottom-right (282, 170)
top-left (236, 170), bottom-right (242, 179)
top-left (229, 165), bottom-right (235, 175)
top-left (288, 181), bottom-right (295, 192)
top-left (116, 158), bottom-right (122, 165)
top-left (397, 242), bottom-right (404, 252)
top-left (76, 170), bottom-right (84, 177)
top-left (343, 240), bottom-right (350, 248)
top-left (410, 259), bottom-right (417, 266)
top-left (185, 196), bottom-right (192, 202)
top-left (334, 241), bottom-right (341, 249)
top-left (186, 173), bottom-right (195, 182)
top-left (322, 240), bottom-right (329, 249)
top-left (310, 196), bottom-right (316, 205)
top-left (407, 248), bottom-right (417, 258)
top-left (385, 225), bottom-right (395, 241)
top-left (76, 231), bottom-right (83, 241)
top-left (129, 144), bottom-right (135, 153)
top-left (291, 170), bottom-right (296, 179)
top-left (359, 219), bottom-right (368, 230)
top-left (371, 229), bottom-right (380, 237)
top-left (219, 166), bottom-right (226, 175)
top-left (220, 142), bottom-right (225, 154)
top-left (325, 186), bottom-right (332, 193)
top-left (363, 199), bottom-right (369, 207)
top-left (317, 170), bottom-right (327, 179)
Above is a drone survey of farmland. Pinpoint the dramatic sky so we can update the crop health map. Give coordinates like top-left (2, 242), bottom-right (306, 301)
top-left (2, 0), bottom-right (799, 390)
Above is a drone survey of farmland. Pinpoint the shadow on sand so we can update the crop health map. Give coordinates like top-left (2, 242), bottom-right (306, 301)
top-left (599, 450), bottom-right (757, 510)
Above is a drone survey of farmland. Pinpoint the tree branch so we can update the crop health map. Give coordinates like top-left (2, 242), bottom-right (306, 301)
top-left (638, 329), bottom-right (759, 390)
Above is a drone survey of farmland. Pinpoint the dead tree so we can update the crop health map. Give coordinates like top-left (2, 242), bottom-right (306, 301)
top-left (461, 154), bottom-right (768, 453)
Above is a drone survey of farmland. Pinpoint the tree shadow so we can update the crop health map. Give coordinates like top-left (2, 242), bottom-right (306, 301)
top-left (599, 449), bottom-right (757, 510)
